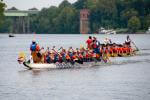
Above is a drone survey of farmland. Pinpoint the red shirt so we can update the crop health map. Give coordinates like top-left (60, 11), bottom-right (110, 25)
top-left (86, 39), bottom-right (92, 45)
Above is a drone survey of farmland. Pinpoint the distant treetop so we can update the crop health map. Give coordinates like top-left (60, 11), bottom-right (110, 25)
top-left (29, 7), bottom-right (38, 11)
top-left (8, 7), bottom-right (18, 11)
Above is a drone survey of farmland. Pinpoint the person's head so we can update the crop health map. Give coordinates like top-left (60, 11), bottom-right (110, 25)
top-left (93, 40), bottom-right (95, 42)
top-left (32, 40), bottom-right (36, 44)
top-left (63, 49), bottom-right (66, 52)
top-left (93, 37), bottom-right (97, 40)
top-left (69, 46), bottom-right (72, 49)
top-left (53, 46), bottom-right (55, 49)
top-left (41, 47), bottom-right (44, 49)
top-left (127, 35), bottom-right (130, 39)
top-left (89, 36), bottom-right (92, 39)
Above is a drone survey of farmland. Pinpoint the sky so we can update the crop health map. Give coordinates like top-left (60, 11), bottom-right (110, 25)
top-left (3, 0), bottom-right (77, 10)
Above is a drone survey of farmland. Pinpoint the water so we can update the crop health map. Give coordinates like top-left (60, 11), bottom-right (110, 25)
top-left (0, 34), bottom-right (150, 100)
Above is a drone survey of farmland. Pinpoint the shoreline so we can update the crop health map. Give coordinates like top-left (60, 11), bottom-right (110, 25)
top-left (0, 32), bottom-right (148, 35)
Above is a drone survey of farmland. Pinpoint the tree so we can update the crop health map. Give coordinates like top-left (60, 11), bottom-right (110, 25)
top-left (143, 15), bottom-right (150, 30)
top-left (73, 0), bottom-right (87, 9)
top-left (1, 0), bottom-right (150, 34)
top-left (0, 1), bottom-right (6, 30)
top-left (59, 0), bottom-right (72, 9)
top-left (53, 6), bottom-right (79, 33)
top-left (128, 16), bottom-right (141, 32)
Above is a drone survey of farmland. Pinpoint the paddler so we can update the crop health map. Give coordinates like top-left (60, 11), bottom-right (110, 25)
top-left (92, 37), bottom-right (100, 54)
top-left (45, 47), bottom-right (51, 63)
top-left (30, 40), bottom-right (41, 63)
top-left (125, 35), bottom-right (131, 47)
top-left (86, 36), bottom-right (93, 50)
top-left (40, 47), bottom-right (45, 63)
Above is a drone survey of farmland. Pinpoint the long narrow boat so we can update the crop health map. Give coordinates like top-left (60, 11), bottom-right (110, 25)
top-left (21, 59), bottom-right (108, 69)
top-left (19, 51), bottom-right (137, 69)
top-left (23, 62), bottom-right (57, 69)
top-left (22, 61), bottom-right (102, 69)
top-left (19, 42), bottom-right (138, 69)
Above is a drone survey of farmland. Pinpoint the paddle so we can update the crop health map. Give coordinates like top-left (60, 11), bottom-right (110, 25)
top-left (131, 41), bottom-right (139, 51)
top-left (51, 47), bottom-right (75, 65)
top-left (127, 36), bottom-right (139, 51)
top-left (101, 53), bottom-right (111, 63)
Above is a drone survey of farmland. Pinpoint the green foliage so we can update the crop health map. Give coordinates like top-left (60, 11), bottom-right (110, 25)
top-left (53, 7), bottom-right (79, 33)
top-left (0, 1), bottom-right (6, 30)
top-left (59, 0), bottom-right (72, 9)
top-left (143, 15), bottom-right (150, 30)
top-left (73, 0), bottom-right (87, 9)
top-left (128, 16), bottom-right (141, 32)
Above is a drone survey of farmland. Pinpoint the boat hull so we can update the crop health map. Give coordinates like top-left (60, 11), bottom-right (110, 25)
top-left (23, 62), bottom-right (57, 69)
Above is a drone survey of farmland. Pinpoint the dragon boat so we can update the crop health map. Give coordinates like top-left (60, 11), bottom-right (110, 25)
top-left (18, 41), bottom-right (139, 69)
top-left (18, 55), bottom-right (108, 69)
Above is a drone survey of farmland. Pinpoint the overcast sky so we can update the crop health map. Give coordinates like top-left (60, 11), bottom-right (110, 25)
top-left (3, 0), bottom-right (77, 10)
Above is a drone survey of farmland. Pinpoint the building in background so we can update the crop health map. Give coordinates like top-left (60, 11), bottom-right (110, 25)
top-left (4, 7), bottom-right (38, 33)
top-left (80, 9), bottom-right (90, 34)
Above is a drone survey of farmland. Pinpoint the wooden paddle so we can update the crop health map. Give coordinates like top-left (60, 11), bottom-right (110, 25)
top-left (131, 41), bottom-right (139, 51)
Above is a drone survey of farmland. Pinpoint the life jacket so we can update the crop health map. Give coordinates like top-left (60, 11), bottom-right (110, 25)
top-left (123, 48), bottom-right (127, 53)
top-left (54, 54), bottom-right (59, 61)
top-left (100, 49), bottom-right (103, 54)
top-left (86, 53), bottom-right (89, 58)
top-left (96, 54), bottom-right (100, 58)
top-left (104, 49), bottom-right (109, 54)
top-left (113, 47), bottom-right (117, 53)
top-left (58, 55), bottom-right (63, 62)
top-left (93, 53), bottom-right (96, 58)
top-left (119, 48), bottom-right (123, 53)
top-left (46, 55), bottom-right (51, 63)
top-left (96, 41), bottom-right (100, 48)
top-left (72, 55), bottom-right (78, 60)
top-left (36, 44), bottom-right (40, 51)
top-left (93, 43), bottom-right (97, 49)
top-left (69, 52), bottom-right (73, 58)
top-left (30, 43), bottom-right (37, 51)
top-left (79, 53), bottom-right (83, 59)
top-left (66, 54), bottom-right (70, 60)
top-left (109, 48), bottom-right (113, 54)
top-left (61, 52), bottom-right (66, 58)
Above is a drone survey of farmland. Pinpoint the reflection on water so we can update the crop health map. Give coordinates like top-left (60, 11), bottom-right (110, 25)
top-left (0, 34), bottom-right (150, 100)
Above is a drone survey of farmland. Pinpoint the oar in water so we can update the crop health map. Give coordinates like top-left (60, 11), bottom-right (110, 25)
top-left (101, 53), bottom-right (111, 63)
top-left (127, 36), bottom-right (139, 51)
top-left (131, 41), bottom-right (139, 51)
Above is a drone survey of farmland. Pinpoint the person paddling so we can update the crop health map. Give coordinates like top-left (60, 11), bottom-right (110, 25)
top-left (30, 40), bottom-right (41, 63)
top-left (30, 40), bottom-right (37, 51)
top-left (125, 35), bottom-right (131, 47)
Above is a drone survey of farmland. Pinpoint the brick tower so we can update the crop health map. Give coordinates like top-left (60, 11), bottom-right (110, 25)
top-left (80, 9), bottom-right (90, 34)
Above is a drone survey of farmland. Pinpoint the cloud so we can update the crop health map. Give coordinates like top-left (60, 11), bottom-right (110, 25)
top-left (3, 0), bottom-right (77, 10)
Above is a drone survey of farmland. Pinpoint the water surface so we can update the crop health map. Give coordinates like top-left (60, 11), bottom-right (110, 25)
top-left (0, 34), bottom-right (150, 100)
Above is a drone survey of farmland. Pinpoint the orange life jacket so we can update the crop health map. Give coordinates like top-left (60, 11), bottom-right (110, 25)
top-left (36, 45), bottom-right (40, 51)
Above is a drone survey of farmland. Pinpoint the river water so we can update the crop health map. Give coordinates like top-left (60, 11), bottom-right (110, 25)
top-left (0, 34), bottom-right (150, 100)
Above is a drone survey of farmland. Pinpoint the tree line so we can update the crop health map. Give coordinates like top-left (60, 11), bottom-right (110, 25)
top-left (0, 0), bottom-right (150, 33)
